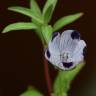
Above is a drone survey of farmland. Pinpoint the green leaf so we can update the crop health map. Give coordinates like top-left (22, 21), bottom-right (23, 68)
top-left (30, 0), bottom-right (42, 17)
top-left (53, 63), bottom-right (85, 96)
top-left (2, 22), bottom-right (37, 33)
top-left (53, 13), bottom-right (84, 32)
top-left (43, 5), bottom-right (53, 24)
top-left (43, 0), bottom-right (57, 14)
top-left (30, 0), bottom-right (43, 26)
top-left (8, 6), bottom-right (43, 24)
top-left (43, 0), bottom-right (58, 23)
top-left (42, 25), bottom-right (53, 44)
top-left (2, 22), bottom-right (44, 45)
top-left (48, 0), bottom-right (58, 16)
top-left (20, 86), bottom-right (43, 96)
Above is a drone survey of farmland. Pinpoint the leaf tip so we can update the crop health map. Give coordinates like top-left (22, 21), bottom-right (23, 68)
top-left (2, 29), bottom-right (7, 33)
top-left (8, 7), bottom-right (13, 11)
top-left (77, 12), bottom-right (84, 18)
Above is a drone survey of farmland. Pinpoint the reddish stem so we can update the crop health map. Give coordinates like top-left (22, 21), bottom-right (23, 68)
top-left (43, 56), bottom-right (52, 96)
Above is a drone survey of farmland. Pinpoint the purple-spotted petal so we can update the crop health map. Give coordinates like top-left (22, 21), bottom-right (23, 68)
top-left (71, 30), bottom-right (80, 40)
top-left (52, 32), bottom-right (59, 41)
top-left (46, 48), bottom-right (51, 58)
top-left (60, 30), bottom-right (79, 53)
top-left (62, 62), bottom-right (73, 68)
top-left (83, 46), bottom-right (87, 57)
top-left (72, 40), bottom-right (86, 64)
top-left (48, 32), bottom-right (60, 54)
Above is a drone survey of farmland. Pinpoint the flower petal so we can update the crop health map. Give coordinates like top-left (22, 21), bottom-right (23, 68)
top-left (83, 46), bottom-right (87, 57)
top-left (50, 55), bottom-right (61, 67)
top-left (51, 32), bottom-right (59, 41)
top-left (60, 30), bottom-right (79, 53)
top-left (45, 49), bottom-right (61, 67)
top-left (72, 40), bottom-right (86, 64)
top-left (45, 48), bottom-right (51, 60)
top-left (62, 62), bottom-right (73, 68)
top-left (48, 32), bottom-right (60, 54)
top-left (71, 30), bottom-right (80, 39)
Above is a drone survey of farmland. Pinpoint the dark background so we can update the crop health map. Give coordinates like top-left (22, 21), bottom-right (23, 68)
top-left (0, 0), bottom-right (96, 96)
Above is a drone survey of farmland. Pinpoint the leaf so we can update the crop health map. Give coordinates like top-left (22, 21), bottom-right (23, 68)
top-left (8, 6), bottom-right (43, 24)
top-left (30, 0), bottom-right (43, 26)
top-left (2, 22), bottom-right (37, 33)
top-left (43, 0), bottom-right (58, 23)
top-left (30, 0), bottom-right (42, 17)
top-left (43, 0), bottom-right (57, 14)
top-left (42, 25), bottom-right (53, 44)
top-left (43, 5), bottom-right (53, 24)
top-left (20, 86), bottom-right (43, 96)
top-left (53, 63), bottom-right (85, 96)
top-left (53, 13), bottom-right (84, 32)
top-left (48, 0), bottom-right (58, 17)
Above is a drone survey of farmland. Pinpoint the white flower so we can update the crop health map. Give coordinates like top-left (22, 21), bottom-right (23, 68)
top-left (45, 30), bottom-right (87, 70)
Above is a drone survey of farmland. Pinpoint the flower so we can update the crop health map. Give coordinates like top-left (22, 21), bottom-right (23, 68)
top-left (45, 30), bottom-right (87, 70)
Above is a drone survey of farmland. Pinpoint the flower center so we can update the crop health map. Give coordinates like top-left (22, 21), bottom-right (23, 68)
top-left (60, 52), bottom-right (72, 62)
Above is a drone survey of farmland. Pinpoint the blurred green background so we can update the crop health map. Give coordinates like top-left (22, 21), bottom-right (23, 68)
top-left (0, 0), bottom-right (96, 96)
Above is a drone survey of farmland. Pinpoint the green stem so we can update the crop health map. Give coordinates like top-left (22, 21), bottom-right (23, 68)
top-left (62, 93), bottom-right (68, 96)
